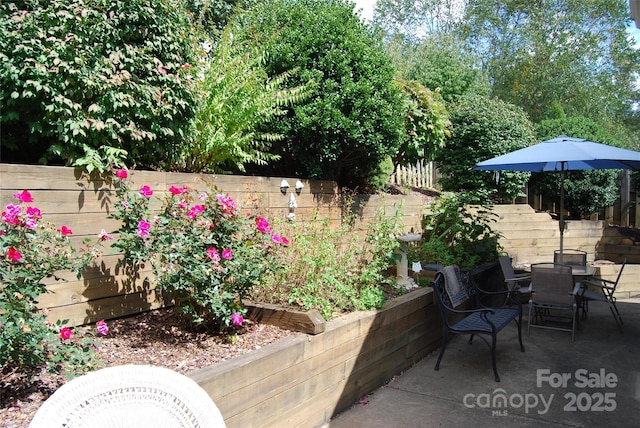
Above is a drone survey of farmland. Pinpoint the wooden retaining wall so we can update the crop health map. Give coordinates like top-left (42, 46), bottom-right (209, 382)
top-left (2, 163), bottom-right (638, 325)
top-left (0, 163), bottom-right (425, 325)
top-left (491, 204), bottom-right (639, 298)
top-left (491, 204), bottom-right (606, 264)
top-left (189, 287), bottom-right (440, 428)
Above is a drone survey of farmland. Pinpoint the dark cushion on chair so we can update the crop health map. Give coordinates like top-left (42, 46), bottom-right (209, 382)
top-left (452, 307), bottom-right (520, 333)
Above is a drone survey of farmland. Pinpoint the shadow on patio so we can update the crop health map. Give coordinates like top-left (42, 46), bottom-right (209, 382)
top-left (329, 298), bottom-right (640, 427)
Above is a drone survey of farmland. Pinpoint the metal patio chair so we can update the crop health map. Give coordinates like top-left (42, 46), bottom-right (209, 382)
top-left (553, 249), bottom-right (587, 267)
top-left (498, 255), bottom-right (531, 304)
top-left (431, 265), bottom-right (524, 382)
top-left (576, 259), bottom-right (626, 332)
top-left (528, 263), bottom-right (578, 341)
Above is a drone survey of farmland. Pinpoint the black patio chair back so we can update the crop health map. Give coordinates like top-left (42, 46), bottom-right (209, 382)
top-left (554, 249), bottom-right (587, 266)
top-left (431, 266), bottom-right (524, 382)
top-left (498, 256), bottom-right (531, 303)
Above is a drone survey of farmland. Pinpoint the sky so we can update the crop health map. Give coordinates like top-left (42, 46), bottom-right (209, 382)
top-left (353, 0), bottom-right (375, 21)
top-left (352, 0), bottom-right (640, 47)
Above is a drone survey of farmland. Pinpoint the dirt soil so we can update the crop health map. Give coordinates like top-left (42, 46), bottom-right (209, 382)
top-left (0, 308), bottom-right (298, 427)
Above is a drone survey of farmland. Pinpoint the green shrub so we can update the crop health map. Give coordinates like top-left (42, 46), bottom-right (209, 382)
top-left (238, 0), bottom-right (406, 190)
top-left (109, 170), bottom-right (288, 330)
top-left (253, 203), bottom-right (403, 320)
top-left (417, 192), bottom-right (502, 269)
top-left (435, 94), bottom-right (535, 202)
top-left (0, 190), bottom-right (105, 378)
top-left (0, 0), bottom-right (197, 169)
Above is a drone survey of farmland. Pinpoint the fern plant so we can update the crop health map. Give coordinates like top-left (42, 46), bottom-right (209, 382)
top-left (182, 21), bottom-right (311, 173)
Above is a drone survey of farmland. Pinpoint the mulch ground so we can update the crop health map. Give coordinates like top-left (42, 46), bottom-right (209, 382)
top-left (0, 307), bottom-right (298, 427)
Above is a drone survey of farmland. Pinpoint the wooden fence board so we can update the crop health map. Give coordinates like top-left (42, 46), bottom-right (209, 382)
top-left (4, 165), bottom-right (640, 327)
top-left (45, 289), bottom-right (168, 325)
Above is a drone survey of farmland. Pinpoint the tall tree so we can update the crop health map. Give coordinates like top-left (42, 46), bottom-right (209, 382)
top-left (461, 0), bottom-right (640, 124)
top-left (373, 0), bottom-right (466, 39)
top-left (238, 0), bottom-right (406, 190)
top-left (403, 33), bottom-right (490, 103)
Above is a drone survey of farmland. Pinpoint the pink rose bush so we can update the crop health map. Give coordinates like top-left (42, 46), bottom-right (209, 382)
top-left (1, 191), bottom-right (104, 377)
top-left (110, 172), bottom-right (288, 330)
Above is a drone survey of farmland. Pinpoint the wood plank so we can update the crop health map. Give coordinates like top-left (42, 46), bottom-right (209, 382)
top-left (188, 291), bottom-right (439, 428)
top-left (244, 301), bottom-right (326, 334)
top-left (43, 289), bottom-right (169, 325)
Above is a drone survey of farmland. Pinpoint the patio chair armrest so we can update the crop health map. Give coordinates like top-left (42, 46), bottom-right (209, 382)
top-left (581, 278), bottom-right (615, 291)
top-left (504, 275), bottom-right (530, 283)
top-left (442, 305), bottom-right (496, 316)
top-left (475, 283), bottom-right (524, 298)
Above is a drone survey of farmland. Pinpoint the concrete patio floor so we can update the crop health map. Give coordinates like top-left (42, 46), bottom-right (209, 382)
top-left (328, 298), bottom-right (640, 427)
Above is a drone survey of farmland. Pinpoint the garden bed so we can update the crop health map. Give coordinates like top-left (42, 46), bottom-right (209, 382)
top-left (1, 287), bottom-right (439, 428)
top-left (190, 286), bottom-right (439, 427)
top-left (0, 308), bottom-right (297, 428)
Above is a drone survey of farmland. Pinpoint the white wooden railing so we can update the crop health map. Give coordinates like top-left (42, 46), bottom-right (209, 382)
top-left (389, 160), bottom-right (438, 189)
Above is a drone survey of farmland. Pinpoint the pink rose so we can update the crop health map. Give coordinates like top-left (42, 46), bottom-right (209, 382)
top-left (206, 247), bottom-right (220, 263)
top-left (216, 194), bottom-right (237, 215)
top-left (96, 320), bottom-right (109, 336)
top-left (169, 185), bottom-right (188, 195)
top-left (114, 169), bottom-right (128, 179)
top-left (99, 229), bottom-right (113, 241)
top-left (187, 204), bottom-right (205, 219)
top-left (26, 206), bottom-right (41, 220)
top-left (139, 185), bottom-right (153, 197)
top-left (256, 217), bottom-right (272, 234)
top-left (13, 190), bottom-right (33, 203)
top-left (231, 313), bottom-right (244, 326)
top-left (221, 249), bottom-right (233, 260)
top-left (60, 327), bottom-right (73, 340)
top-left (6, 247), bottom-right (22, 261)
top-left (271, 233), bottom-right (289, 245)
top-left (2, 204), bottom-right (21, 225)
top-left (58, 225), bottom-right (73, 235)
top-left (137, 220), bottom-right (151, 237)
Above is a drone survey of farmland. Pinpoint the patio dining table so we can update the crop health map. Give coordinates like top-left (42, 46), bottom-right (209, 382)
top-left (568, 265), bottom-right (597, 278)
top-left (522, 264), bottom-right (596, 282)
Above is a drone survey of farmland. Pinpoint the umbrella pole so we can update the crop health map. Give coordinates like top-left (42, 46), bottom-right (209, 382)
top-left (559, 164), bottom-right (565, 264)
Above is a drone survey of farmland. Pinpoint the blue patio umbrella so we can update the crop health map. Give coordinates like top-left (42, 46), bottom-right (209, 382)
top-left (473, 135), bottom-right (640, 260)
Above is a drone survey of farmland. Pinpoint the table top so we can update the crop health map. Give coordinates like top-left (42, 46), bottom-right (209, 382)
top-left (569, 265), bottom-right (596, 277)
top-left (522, 264), bottom-right (596, 277)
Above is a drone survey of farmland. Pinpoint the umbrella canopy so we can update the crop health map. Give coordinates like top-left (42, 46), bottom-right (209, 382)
top-left (474, 136), bottom-right (640, 172)
top-left (473, 135), bottom-right (640, 261)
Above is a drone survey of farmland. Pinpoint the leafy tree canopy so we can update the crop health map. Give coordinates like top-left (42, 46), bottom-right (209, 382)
top-left (238, 0), bottom-right (406, 190)
top-left (402, 33), bottom-right (490, 104)
top-left (461, 0), bottom-right (640, 124)
top-left (395, 79), bottom-right (451, 164)
top-left (373, 0), bottom-right (465, 39)
top-left (435, 94), bottom-right (536, 202)
top-left (185, 0), bottom-right (258, 35)
top-left (0, 0), bottom-right (197, 169)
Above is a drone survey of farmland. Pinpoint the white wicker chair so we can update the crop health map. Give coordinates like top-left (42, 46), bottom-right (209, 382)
top-left (29, 365), bottom-right (226, 428)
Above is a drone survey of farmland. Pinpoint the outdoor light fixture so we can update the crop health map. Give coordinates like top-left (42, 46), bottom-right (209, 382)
top-left (289, 193), bottom-right (298, 209)
top-left (295, 180), bottom-right (304, 194)
top-left (280, 180), bottom-right (290, 194)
